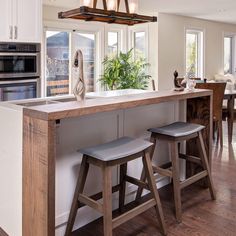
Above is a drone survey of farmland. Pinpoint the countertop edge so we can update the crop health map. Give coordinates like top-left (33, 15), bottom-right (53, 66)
top-left (23, 89), bottom-right (213, 121)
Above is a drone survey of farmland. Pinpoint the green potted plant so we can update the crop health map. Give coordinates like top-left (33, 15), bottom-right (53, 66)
top-left (100, 49), bottom-right (151, 90)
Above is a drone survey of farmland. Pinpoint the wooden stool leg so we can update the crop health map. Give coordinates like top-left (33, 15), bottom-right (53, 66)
top-left (103, 165), bottom-right (113, 236)
top-left (135, 169), bottom-right (146, 201)
top-left (218, 120), bottom-right (223, 147)
top-left (136, 134), bottom-right (157, 201)
top-left (65, 157), bottom-right (89, 236)
top-left (143, 151), bottom-right (167, 235)
top-left (119, 163), bottom-right (127, 212)
top-left (197, 132), bottom-right (216, 200)
top-left (170, 141), bottom-right (182, 223)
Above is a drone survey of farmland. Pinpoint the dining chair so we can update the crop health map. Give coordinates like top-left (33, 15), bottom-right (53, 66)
top-left (196, 82), bottom-right (226, 147)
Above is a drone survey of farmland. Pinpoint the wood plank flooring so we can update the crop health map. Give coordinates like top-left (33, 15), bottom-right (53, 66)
top-left (0, 228), bottom-right (8, 236)
top-left (73, 121), bottom-right (236, 236)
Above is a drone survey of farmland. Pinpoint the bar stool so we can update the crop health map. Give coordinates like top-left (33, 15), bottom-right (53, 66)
top-left (136, 122), bottom-right (216, 223)
top-left (65, 137), bottom-right (167, 236)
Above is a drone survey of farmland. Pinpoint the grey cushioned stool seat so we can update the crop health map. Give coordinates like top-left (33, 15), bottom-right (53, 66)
top-left (80, 136), bottom-right (153, 161)
top-left (148, 121), bottom-right (205, 138)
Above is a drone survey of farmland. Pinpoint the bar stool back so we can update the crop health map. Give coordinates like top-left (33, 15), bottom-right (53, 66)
top-left (65, 137), bottom-right (167, 236)
top-left (136, 122), bottom-right (216, 223)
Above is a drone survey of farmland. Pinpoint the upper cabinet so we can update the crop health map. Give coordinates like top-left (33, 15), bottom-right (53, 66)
top-left (0, 0), bottom-right (13, 42)
top-left (0, 0), bottom-right (42, 43)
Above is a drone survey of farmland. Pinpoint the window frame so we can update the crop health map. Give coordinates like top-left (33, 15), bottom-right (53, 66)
top-left (128, 24), bottom-right (149, 59)
top-left (43, 27), bottom-right (72, 98)
top-left (223, 34), bottom-right (234, 75)
top-left (43, 21), bottom-right (104, 96)
top-left (104, 24), bottom-right (126, 56)
top-left (184, 28), bottom-right (205, 79)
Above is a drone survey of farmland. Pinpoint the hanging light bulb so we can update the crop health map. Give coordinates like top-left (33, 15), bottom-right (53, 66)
top-left (80, 0), bottom-right (93, 7)
top-left (107, 0), bottom-right (117, 11)
top-left (129, 0), bottom-right (138, 14)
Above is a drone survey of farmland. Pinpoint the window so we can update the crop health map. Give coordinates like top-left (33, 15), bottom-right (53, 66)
top-left (185, 30), bottom-right (203, 78)
top-left (73, 32), bottom-right (96, 92)
top-left (224, 36), bottom-right (233, 74)
top-left (45, 30), bottom-right (97, 96)
top-left (134, 31), bottom-right (146, 59)
top-left (107, 32), bottom-right (118, 57)
top-left (46, 31), bottom-right (70, 97)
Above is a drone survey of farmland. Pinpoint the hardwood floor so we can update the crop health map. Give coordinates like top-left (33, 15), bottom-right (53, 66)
top-left (73, 121), bottom-right (236, 236)
top-left (0, 228), bottom-right (8, 236)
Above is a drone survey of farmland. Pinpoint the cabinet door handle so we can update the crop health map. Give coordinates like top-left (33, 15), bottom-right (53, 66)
top-left (14, 26), bottom-right (18, 40)
top-left (9, 26), bottom-right (13, 39)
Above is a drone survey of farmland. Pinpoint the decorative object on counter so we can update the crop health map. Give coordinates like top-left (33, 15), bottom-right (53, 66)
top-left (58, 0), bottom-right (157, 26)
top-left (186, 77), bottom-right (197, 91)
top-left (73, 49), bottom-right (86, 101)
top-left (173, 70), bottom-right (184, 91)
top-left (100, 49), bottom-right (151, 90)
top-left (179, 74), bottom-right (197, 92)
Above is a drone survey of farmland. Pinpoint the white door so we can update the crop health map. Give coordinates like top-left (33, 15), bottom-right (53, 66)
top-left (0, 0), bottom-right (13, 41)
top-left (15, 0), bottom-right (42, 42)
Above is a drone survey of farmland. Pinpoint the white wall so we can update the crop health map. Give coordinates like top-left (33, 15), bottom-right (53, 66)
top-left (158, 13), bottom-right (236, 90)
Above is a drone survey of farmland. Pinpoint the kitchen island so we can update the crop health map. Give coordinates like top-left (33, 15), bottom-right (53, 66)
top-left (0, 89), bottom-right (212, 236)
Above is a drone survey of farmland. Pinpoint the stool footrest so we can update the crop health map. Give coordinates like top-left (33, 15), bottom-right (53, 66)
top-left (125, 175), bottom-right (149, 190)
top-left (112, 199), bottom-right (156, 229)
top-left (79, 194), bottom-right (103, 213)
top-left (180, 170), bottom-right (208, 189)
top-left (179, 153), bottom-right (202, 166)
top-left (78, 184), bottom-right (120, 209)
top-left (153, 165), bottom-right (172, 177)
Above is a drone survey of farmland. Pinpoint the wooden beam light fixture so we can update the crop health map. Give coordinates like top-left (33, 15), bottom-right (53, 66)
top-left (58, 0), bottom-right (157, 26)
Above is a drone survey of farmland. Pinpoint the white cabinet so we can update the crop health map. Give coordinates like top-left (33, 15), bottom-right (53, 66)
top-left (0, 0), bottom-right (42, 43)
top-left (0, 0), bottom-right (13, 41)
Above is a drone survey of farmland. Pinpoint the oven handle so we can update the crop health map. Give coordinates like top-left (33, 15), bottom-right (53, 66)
top-left (0, 52), bottom-right (39, 56)
top-left (0, 79), bottom-right (38, 85)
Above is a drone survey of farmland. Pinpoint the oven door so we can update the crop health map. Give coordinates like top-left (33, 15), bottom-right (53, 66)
top-left (0, 79), bottom-right (38, 101)
top-left (0, 52), bottom-right (40, 78)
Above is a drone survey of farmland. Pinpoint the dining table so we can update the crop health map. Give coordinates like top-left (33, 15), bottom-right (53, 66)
top-left (224, 89), bottom-right (236, 143)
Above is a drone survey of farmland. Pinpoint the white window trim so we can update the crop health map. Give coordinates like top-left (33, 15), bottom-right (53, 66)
top-left (104, 24), bottom-right (127, 55)
top-left (223, 31), bottom-right (236, 75)
top-left (43, 27), bottom-right (72, 97)
top-left (184, 27), bottom-right (205, 78)
top-left (128, 24), bottom-right (149, 59)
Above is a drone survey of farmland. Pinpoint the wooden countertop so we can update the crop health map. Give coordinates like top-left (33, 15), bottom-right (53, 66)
top-left (23, 89), bottom-right (212, 121)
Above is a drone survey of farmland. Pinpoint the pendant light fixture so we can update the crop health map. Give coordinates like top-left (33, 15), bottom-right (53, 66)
top-left (58, 0), bottom-right (157, 26)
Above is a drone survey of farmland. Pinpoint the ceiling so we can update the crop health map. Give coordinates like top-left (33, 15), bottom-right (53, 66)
top-left (43, 0), bottom-right (236, 24)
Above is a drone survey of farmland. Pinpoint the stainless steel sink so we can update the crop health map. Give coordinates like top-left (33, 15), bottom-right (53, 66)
top-left (52, 97), bottom-right (94, 102)
top-left (16, 100), bottom-right (59, 107)
top-left (15, 96), bottom-right (96, 107)
top-left (52, 97), bottom-right (77, 102)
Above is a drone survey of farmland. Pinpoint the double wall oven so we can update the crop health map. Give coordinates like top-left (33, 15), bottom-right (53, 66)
top-left (0, 43), bottom-right (40, 101)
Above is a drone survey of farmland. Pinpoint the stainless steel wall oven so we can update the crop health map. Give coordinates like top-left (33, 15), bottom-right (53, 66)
top-left (0, 43), bottom-right (40, 101)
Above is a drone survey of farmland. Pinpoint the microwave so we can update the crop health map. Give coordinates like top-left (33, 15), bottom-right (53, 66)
top-left (0, 43), bottom-right (40, 79)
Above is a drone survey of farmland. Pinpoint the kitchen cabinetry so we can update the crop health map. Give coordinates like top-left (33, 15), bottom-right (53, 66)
top-left (0, 0), bottom-right (42, 43)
